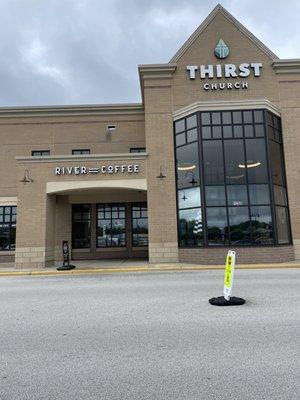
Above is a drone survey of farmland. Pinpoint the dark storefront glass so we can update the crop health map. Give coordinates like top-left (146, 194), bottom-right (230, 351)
top-left (72, 204), bottom-right (91, 248)
top-left (97, 204), bottom-right (126, 247)
top-left (132, 203), bottom-right (148, 246)
top-left (72, 149), bottom-right (90, 155)
top-left (176, 142), bottom-right (200, 189)
top-left (178, 208), bottom-right (203, 246)
top-left (250, 206), bottom-right (274, 244)
top-left (203, 141), bottom-right (224, 184)
top-left (31, 150), bottom-right (50, 156)
top-left (205, 186), bottom-right (226, 206)
top-left (245, 139), bottom-right (268, 183)
top-left (174, 109), bottom-right (291, 247)
top-left (276, 206), bottom-right (290, 244)
top-left (206, 207), bottom-right (228, 245)
top-left (269, 140), bottom-right (285, 186)
top-left (177, 187), bottom-right (201, 209)
top-left (249, 184), bottom-right (270, 205)
top-left (224, 140), bottom-right (246, 184)
top-left (227, 185), bottom-right (248, 206)
top-left (130, 148), bottom-right (146, 153)
top-left (228, 207), bottom-right (251, 245)
top-left (267, 111), bottom-right (291, 243)
top-left (175, 115), bottom-right (203, 247)
top-left (0, 206), bottom-right (17, 251)
top-left (274, 185), bottom-right (287, 206)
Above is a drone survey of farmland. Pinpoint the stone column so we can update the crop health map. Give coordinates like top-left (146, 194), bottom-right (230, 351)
top-left (14, 159), bottom-right (57, 269)
top-left (273, 60), bottom-right (300, 260)
top-left (54, 195), bottom-right (72, 262)
top-left (139, 64), bottom-right (178, 263)
top-left (15, 181), bottom-right (56, 269)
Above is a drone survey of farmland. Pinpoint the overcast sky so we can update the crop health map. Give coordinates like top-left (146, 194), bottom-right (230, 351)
top-left (0, 0), bottom-right (299, 107)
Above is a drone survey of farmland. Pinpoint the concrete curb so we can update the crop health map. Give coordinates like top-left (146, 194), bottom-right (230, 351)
top-left (0, 262), bottom-right (300, 277)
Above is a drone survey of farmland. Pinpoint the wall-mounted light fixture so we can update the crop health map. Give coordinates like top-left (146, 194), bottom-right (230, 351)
top-left (20, 169), bottom-right (34, 183)
top-left (156, 166), bottom-right (166, 179)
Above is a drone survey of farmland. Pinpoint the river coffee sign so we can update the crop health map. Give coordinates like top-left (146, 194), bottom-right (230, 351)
top-left (54, 164), bottom-right (139, 175)
top-left (186, 38), bottom-right (262, 91)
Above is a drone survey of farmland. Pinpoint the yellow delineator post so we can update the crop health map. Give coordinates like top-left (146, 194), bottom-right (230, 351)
top-left (209, 250), bottom-right (245, 306)
top-left (223, 250), bottom-right (236, 301)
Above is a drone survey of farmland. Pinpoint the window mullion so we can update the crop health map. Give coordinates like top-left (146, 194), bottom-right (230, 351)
top-left (221, 112), bottom-right (230, 245)
top-left (264, 109), bottom-right (278, 245)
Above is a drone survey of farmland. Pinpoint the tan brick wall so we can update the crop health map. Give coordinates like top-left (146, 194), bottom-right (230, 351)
top-left (179, 246), bottom-right (294, 265)
top-left (276, 75), bottom-right (300, 260)
top-left (0, 112), bottom-right (145, 197)
top-left (15, 246), bottom-right (54, 269)
top-left (294, 240), bottom-right (300, 260)
top-left (149, 242), bottom-right (178, 263)
top-left (15, 184), bottom-right (48, 248)
top-left (0, 254), bottom-right (14, 263)
top-left (14, 156), bottom-right (147, 268)
top-left (54, 196), bottom-right (72, 261)
top-left (143, 79), bottom-right (179, 263)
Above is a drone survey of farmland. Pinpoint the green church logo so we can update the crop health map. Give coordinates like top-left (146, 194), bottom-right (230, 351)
top-left (214, 39), bottom-right (229, 59)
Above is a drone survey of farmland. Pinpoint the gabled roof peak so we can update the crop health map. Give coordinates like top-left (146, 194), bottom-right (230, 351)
top-left (169, 4), bottom-right (278, 63)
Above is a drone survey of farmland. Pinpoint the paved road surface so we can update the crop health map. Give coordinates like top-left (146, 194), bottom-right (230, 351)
top-left (0, 269), bottom-right (299, 400)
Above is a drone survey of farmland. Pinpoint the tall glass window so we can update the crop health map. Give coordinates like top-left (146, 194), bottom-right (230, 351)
top-left (0, 206), bottom-right (17, 251)
top-left (175, 114), bottom-right (203, 246)
top-left (132, 203), bottom-right (148, 246)
top-left (97, 204), bottom-right (126, 247)
top-left (174, 109), bottom-right (291, 247)
top-left (72, 204), bottom-right (91, 248)
top-left (267, 111), bottom-right (291, 244)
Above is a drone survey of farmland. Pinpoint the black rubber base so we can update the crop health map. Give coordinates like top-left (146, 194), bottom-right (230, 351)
top-left (56, 265), bottom-right (76, 271)
top-left (209, 296), bottom-right (246, 306)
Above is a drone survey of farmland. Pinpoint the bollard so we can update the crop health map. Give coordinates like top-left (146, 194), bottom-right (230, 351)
top-left (209, 250), bottom-right (245, 306)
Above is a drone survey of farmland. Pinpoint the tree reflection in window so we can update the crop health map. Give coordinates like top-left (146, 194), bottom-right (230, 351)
top-left (97, 204), bottom-right (126, 247)
top-left (132, 203), bottom-right (148, 247)
top-left (179, 208), bottom-right (203, 246)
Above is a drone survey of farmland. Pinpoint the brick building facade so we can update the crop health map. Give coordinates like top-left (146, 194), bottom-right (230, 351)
top-left (0, 5), bottom-right (299, 269)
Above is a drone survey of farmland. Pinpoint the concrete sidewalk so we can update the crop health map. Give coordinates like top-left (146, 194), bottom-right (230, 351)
top-left (0, 258), bottom-right (300, 277)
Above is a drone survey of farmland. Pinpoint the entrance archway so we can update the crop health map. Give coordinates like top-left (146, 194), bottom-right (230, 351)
top-left (48, 180), bottom-right (148, 264)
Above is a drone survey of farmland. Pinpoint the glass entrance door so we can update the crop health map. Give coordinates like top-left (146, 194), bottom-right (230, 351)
top-left (71, 202), bottom-right (148, 259)
top-left (96, 203), bottom-right (126, 248)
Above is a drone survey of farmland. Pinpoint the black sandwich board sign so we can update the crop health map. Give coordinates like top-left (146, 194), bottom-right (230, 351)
top-left (57, 240), bottom-right (76, 271)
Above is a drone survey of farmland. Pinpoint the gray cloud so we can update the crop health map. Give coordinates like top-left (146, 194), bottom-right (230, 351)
top-left (0, 0), bottom-right (298, 106)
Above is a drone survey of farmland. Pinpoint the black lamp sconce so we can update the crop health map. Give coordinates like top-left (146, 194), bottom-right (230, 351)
top-left (20, 169), bottom-right (34, 183)
top-left (156, 166), bottom-right (166, 179)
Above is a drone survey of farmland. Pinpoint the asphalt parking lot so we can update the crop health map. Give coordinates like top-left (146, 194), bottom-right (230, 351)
top-left (0, 268), bottom-right (299, 400)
